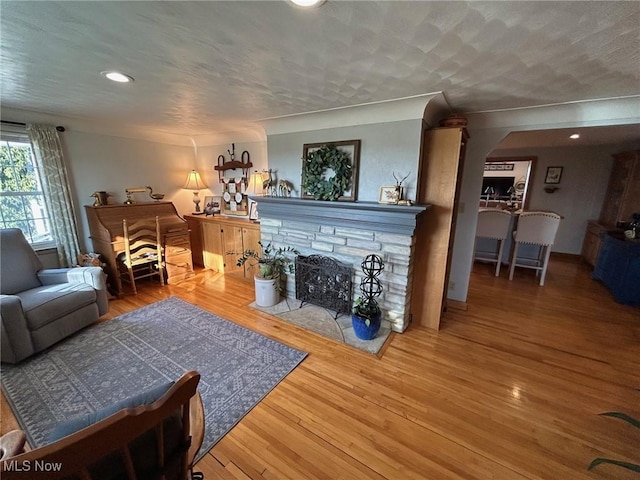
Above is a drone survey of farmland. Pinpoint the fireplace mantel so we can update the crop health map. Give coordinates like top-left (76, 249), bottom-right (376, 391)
top-left (252, 197), bottom-right (430, 236)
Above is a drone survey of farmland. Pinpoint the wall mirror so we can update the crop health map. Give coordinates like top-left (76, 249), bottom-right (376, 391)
top-left (481, 156), bottom-right (534, 210)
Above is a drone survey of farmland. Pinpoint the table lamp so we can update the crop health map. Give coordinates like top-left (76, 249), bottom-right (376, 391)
top-left (183, 170), bottom-right (207, 214)
top-left (246, 171), bottom-right (265, 197)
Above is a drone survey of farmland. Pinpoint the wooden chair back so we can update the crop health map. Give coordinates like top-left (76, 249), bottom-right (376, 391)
top-left (118, 215), bottom-right (165, 294)
top-left (0, 371), bottom-right (201, 480)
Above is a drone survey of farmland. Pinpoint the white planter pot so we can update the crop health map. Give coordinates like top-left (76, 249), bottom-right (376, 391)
top-left (254, 275), bottom-right (280, 307)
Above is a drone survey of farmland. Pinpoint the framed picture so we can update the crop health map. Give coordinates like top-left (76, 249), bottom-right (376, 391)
top-left (378, 186), bottom-right (401, 204)
top-left (545, 166), bottom-right (563, 184)
top-left (249, 201), bottom-right (259, 221)
top-left (301, 139), bottom-right (360, 202)
top-left (212, 196), bottom-right (221, 214)
top-left (203, 196), bottom-right (215, 216)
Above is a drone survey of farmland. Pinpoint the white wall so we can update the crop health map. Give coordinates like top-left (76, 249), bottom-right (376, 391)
top-left (267, 120), bottom-right (423, 202)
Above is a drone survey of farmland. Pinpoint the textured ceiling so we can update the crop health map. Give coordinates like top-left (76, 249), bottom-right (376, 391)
top-left (1, 1), bottom-right (639, 137)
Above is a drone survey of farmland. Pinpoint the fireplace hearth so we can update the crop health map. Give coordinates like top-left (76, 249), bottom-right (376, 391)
top-left (295, 255), bottom-right (352, 318)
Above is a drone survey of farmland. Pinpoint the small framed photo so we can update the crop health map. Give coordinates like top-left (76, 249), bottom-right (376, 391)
top-left (249, 201), bottom-right (259, 221)
top-left (203, 196), bottom-right (215, 216)
top-left (544, 166), bottom-right (563, 184)
top-left (203, 196), bottom-right (221, 215)
top-left (378, 185), bottom-right (400, 204)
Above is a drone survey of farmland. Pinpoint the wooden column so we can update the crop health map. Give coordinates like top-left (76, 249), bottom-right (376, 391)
top-left (412, 126), bottom-right (468, 330)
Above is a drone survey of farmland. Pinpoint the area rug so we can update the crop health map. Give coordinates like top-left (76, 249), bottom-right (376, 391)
top-left (250, 297), bottom-right (391, 355)
top-left (1, 297), bottom-right (307, 461)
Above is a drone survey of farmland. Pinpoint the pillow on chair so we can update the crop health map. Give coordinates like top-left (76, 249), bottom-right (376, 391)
top-left (48, 381), bottom-right (186, 480)
top-left (49, 381), bottom-right (174, 442)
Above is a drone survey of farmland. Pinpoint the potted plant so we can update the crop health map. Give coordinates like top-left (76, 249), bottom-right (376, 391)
top-left (351, 254), bottom-right (384, 340)
top-left (352, 296), bottom-right (382, 340)
top-left (237, 241), bottom-right (300, 307)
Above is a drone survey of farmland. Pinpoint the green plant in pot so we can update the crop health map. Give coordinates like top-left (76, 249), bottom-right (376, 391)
top-left (351, 254), bottom-right (384, 340)
top-left (237, 241), bottom-right (300, 307)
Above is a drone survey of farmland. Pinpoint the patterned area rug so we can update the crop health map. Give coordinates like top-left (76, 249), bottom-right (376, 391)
top-left (1, 297), bottom-right (307, 460)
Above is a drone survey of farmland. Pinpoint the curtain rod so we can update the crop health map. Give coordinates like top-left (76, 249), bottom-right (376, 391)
top-left (1, 120), bottom-right (66, 132)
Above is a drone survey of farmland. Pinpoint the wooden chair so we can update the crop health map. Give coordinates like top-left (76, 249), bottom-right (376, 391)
top-left (117, 216), bottom-right (165, 294)
top-left (0, 371), bottom-right (203, 480)
top-left (474, 208), bottom-right (513, 276)
top-left (509, 211), bottom-right (561, 286)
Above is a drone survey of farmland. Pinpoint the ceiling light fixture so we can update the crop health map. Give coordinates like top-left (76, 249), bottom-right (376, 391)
top-left (569, 133), bottom-right (580, 139)
top-left (101, 71), bottom-right (135, 83)
top-left (289, 0), bottom-right (325, 7)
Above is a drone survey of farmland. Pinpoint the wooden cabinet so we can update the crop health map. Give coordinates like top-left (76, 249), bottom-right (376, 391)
top-left (599, 150), bottom-right (640, 227)
top-left (582, 150), bottom-right (639, 267)
top-left (412, 126), bottom-right (468, 330)
top-left (581, 221), bottom-right (608, 267)
top-left (592, 233), bottom-right (640, 305)
top-left (186, 215), bottom-right (261, 278)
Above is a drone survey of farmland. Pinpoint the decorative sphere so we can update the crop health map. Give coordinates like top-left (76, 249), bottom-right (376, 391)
top-left (360, 276), bottom-right (383, 299)
top-left (361, 254), bottom-right (384, 277)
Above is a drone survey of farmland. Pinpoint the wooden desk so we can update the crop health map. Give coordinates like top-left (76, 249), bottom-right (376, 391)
top-left (85, 202), bottom-right (194, 296)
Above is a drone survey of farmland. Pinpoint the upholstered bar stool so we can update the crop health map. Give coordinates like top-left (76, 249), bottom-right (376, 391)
top-left (474, 208), bottom-right (513, 276)
top-left (509, 211), bottom-right (561, 286)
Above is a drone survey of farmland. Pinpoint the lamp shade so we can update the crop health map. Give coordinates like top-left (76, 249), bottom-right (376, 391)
top-left (246, 171), bottom-right (265, 196)
top-left (183, 170), bottom-right (207, 191)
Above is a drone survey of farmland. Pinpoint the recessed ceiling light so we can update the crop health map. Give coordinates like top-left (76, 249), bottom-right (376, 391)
top-left (289, 0), bottom-right (325, 7)
top-left (101, 71), bottom-right (134, 83)
top-left (569, 133), bottom-right (580, 139)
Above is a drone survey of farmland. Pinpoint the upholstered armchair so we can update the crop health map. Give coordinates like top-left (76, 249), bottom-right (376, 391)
top-left (0, 228), bottom-right (109, 363)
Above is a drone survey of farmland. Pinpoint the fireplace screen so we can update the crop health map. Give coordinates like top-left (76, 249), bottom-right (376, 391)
top-left (295, 255), bottom-right (352, 317)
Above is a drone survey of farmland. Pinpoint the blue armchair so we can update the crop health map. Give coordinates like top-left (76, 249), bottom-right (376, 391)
top-left (0, 229), bottom-right (109, 363)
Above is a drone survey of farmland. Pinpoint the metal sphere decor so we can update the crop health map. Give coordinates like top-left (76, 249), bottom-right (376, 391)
top-left (361, 254), bottom-right (384, 278)
top-left (360, 276), bottom-right (383, 299)
top-left (360, 254), bottom-right (384, 301)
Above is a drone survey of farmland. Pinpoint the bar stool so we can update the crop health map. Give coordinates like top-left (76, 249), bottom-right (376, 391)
top-left (474, 208), bottom-right (513, 276)
top-left (509, 211), bottom-right (561, 286)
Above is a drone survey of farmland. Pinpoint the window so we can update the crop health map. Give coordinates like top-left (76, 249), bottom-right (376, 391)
top-left (0, 134), bottom-right (54, 248)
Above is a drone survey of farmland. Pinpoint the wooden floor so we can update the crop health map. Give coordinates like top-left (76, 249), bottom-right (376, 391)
top-left (2, 256), bottom-right (639, 479)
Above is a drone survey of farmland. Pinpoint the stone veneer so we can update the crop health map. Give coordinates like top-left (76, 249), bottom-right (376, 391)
top-left (254, 197), bottom-right (429, 332)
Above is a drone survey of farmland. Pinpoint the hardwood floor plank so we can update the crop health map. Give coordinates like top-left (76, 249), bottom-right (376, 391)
top-left (2, 259), bottom-right (638, 479)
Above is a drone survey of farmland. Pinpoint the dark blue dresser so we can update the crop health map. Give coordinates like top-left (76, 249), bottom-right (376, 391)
top-left (592, 234), bottom-right (640, 306)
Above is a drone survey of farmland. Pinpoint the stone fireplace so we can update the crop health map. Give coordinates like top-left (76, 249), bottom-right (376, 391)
top-left (254, 197), bottom-right (428, 332)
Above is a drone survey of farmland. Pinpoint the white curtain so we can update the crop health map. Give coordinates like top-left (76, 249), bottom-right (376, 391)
top-left (27, 124), bottom-right (80, 267)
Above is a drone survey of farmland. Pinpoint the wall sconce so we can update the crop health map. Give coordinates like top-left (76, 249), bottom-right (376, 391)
top-left (544, 186), bottom-right (559, 193)
top-left (183, 170), bottom-right (207, 214)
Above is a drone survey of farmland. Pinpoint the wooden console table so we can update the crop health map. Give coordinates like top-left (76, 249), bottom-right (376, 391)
top-left (85, 202), bottom-right (193, 296)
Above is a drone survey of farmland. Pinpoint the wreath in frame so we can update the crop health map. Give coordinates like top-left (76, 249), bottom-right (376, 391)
top-left (301, 141), bottom-right (360, 201)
